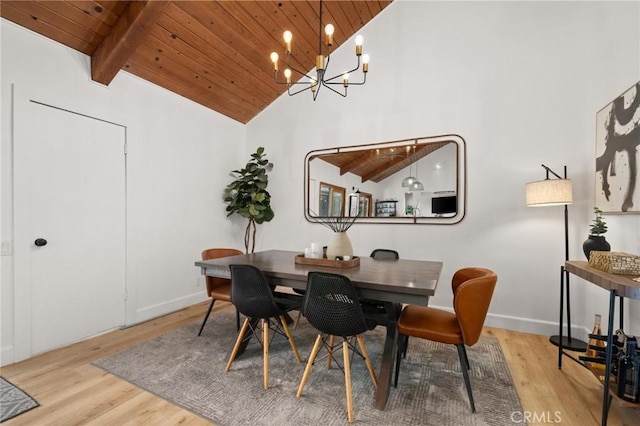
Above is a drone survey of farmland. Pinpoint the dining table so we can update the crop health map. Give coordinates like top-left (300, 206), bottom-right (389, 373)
top-left (195, 249), bottom-right (442, 410)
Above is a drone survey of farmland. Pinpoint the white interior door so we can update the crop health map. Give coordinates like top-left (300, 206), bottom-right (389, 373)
top-left (14, 91), bottom-right (126, 359)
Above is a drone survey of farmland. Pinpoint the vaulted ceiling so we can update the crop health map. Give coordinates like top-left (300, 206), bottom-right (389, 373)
top-left (317, 141), bottom-right (451, 184)
top-left (1, 1), bottom-right (393, 124)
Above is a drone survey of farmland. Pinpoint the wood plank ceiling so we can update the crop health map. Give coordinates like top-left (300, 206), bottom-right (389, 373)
top-left (318, 142), bottom-right (451, 184)
top-left (1, 1), bottom-right (393, 124)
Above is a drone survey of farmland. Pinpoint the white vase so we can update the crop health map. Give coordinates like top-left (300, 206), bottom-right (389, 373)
top-left (325, 232), bottom-right (353, 259)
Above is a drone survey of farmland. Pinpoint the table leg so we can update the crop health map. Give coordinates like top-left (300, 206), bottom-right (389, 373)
top-left (374, 302), bottom-right (401, 410)
top-left (601, 289), bottom-right (617, 426)
top-left (558, 266), bottom-right (565, 369)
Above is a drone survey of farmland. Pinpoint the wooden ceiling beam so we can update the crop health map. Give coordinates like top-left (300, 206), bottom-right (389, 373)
top-left (91, 0), bottom-right (169, 85)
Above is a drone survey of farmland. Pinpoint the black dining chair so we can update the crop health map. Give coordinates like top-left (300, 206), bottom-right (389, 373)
top-left (370, 248), bottom-right (399, 260)
top-left (296, 271), bottom-right (378, 423)
top-left (225, 264), bottom-right (302, 389)
top-left (360, 249), bottom-right (401, 325)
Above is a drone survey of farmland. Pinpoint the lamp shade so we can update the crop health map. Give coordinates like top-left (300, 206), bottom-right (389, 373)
top-left (525, 179), bottom-right (573, 206)
top-left (402, 176), bottom-right (417, 187)
top-left (409, 180), bottom-right (424, 191)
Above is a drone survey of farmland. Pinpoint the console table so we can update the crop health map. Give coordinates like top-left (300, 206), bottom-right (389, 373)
top-left (562, 261), bottom-right (640, 426)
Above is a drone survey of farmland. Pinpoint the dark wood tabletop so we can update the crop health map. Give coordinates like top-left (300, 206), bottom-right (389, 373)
top-left (195, 249), bottom-right (442, 306)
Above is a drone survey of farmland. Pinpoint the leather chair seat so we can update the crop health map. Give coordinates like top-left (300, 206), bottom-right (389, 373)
top-left (397, 305), bottom-right (462, 345)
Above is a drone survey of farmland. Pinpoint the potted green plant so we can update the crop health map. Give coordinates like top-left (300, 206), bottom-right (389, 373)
top-left (223, 147), bottom-right (274, 253)
top-left (582, 207), bottom-right (611, 260)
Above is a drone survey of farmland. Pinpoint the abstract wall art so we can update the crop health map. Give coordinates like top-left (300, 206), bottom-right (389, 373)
top-left (595, 81), bottom-right (640, 214)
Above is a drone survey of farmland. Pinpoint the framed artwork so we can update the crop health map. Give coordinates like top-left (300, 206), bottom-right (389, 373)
top-left (595, 81), bottom-right (640, 213)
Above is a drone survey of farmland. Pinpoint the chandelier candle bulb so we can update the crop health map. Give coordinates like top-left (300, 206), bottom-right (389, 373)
top-left (283, 31), bottom-right (292, 53)
top-left (284, 69), bottom-right (292, 84)
top-left (316, 55), bottom-right (325, 71)
top-left (270, 52), bottom-right (279, 71)
top-left (362, 54), bottom-right (370, 72)
top-left (343, 73), bottom-right (349, 87)
top-left (355, 35), bottom-right (364, 55)
top-left (325, 24), bottom-right (334, 46)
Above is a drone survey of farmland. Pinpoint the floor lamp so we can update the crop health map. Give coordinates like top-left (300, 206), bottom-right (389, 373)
top-left (526, 164), bottom-right (588, 353)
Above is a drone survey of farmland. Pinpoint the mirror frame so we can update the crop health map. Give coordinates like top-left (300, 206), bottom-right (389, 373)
top-left (304, 134), bottom-right (467, 225)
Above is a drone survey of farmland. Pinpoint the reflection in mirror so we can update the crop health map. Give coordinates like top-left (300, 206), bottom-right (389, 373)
top-left (347, 189), bottom-right (372, 217)
top-left (304, 135), bottom-right (466, 225)
top-left (319, 182), bottom-right (345, 216)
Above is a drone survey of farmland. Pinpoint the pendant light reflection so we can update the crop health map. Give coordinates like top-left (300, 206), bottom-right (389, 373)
top-left (401, 146), bottom-right (421, 188)
top-left (409, 157), bottom-right (423, 191)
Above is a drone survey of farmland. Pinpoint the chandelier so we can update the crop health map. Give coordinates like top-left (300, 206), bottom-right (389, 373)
top-left (269, 0), bottom-right (369, 100)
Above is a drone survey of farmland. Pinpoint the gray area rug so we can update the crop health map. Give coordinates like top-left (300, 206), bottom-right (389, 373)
top-left (94, 310), bottom-right (523, 425)
top-left (0, 377), bottom-right (39, 422)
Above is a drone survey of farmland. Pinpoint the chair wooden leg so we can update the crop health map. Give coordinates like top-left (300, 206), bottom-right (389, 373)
top-left (197, 298), bottom-right (216, 336)
top-left (356, 335), bottom-right (378, 387)
top-left (279, 315), bottom-right (302, 362)
top-left (263, 319), bottom-right (269, 389)
top-left (456, 343), bottom-right (476, 413)
top-left (225, 318), bottom-right (250, 371)
top-left (297, 334), bottom-right (323, 398)
top-left (326, 335), bottom-right (335, 369)
top-left (343, 340), bottom-right (354, 423)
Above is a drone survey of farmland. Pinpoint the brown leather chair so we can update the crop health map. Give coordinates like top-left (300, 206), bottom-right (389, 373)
top-left (197, 248), bottom-right (244, 336)
top-left (394, 267), bottom-right (497, 413)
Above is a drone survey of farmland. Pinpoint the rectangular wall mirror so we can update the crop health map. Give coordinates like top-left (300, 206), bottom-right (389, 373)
top-left (304, 134), bottom-right (466, 225)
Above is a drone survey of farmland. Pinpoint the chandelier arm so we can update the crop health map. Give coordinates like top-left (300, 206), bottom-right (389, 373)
top-left (287, 85), bottom-right (312, 96)
top-left (322, 57), bottom-right (362, 83)
top-left (320, 80), bottom-right (347, 97)
top-left (326, 73), bottom-right (367, 86)
top-left (325, 73), bottom-right (367, 86)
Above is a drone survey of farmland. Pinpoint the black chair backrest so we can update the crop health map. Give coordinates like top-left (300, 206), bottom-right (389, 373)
top-left (303, 272), bottom-right (369, 337)
top-left (229, 264), bottom-right (283, 319)
top-left (370, 249), bottom-right (399, 260)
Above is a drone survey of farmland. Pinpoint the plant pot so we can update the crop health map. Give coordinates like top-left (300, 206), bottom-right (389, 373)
top-left (583, 235), bottom-right (611, 260)
top-left (325, 232), bottom-right (353, 260)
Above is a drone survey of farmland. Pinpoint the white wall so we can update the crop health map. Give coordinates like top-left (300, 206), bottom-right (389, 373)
top-left (247, 1), bottom-right (640, 337)
top-left (1, 20), bottom-right (246, 365)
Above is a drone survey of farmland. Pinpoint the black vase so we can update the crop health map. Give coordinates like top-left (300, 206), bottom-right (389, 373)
top-left (583, 235), bottom-right (611, 260)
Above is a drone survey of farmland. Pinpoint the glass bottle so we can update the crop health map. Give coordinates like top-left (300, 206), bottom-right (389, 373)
top-left (586, 314), bottom-right (606, 370)
top-left (617, 337), bottom-right (640, 403)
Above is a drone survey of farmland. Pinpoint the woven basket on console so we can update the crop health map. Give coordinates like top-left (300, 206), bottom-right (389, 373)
top-left (588, 251), bottom-right (640, 275)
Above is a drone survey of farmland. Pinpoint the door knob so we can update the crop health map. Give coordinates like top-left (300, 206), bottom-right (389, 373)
top-left (34, 238), bottom-right (47, 247)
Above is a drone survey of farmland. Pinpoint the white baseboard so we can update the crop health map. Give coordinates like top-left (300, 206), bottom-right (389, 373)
top-left (485, 312), bottom-right (590, 342)
top-left (1, 345), bottom-right (15, 367)
top-left (128, 292), bottom-right (207, 327)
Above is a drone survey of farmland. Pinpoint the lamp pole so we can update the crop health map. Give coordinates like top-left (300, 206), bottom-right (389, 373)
top-left (547, 165), bottom-right (587, 353)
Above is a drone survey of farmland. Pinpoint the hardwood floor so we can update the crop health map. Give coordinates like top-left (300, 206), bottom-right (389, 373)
top-left (2, 302), bottom-right (639, 425)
